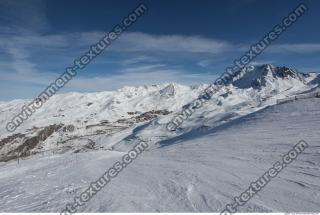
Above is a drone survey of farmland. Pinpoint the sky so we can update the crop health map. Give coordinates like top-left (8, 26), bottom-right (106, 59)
top-left (0, 0), bottom-right (320, 101)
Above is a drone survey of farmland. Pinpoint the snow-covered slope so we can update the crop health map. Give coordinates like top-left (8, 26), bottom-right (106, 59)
top-left (232, 64), bottom-right (314, 89)
top-left (0, 64), bottom-right (319, 160)
top-left (0, 64), bottom-right (320, 212)
top-left (0, 97), bottom-right (319, 212)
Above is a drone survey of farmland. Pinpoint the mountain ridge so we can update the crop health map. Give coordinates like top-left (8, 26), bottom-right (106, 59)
top-left (0, 64), bottom-right (319, 161)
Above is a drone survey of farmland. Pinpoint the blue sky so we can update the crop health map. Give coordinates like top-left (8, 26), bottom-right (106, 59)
top-left (0, 0), bottom-right (320, 101)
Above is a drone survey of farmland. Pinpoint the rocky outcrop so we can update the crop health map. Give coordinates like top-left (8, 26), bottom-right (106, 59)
top-left (116, 109), bottom-right (172, 124)
top-left (0, 124), bottom-right (63, 162)
top-left (0, 133), bottom-right (25, 151)
top-left (160, 84), bottom-right (175, 97)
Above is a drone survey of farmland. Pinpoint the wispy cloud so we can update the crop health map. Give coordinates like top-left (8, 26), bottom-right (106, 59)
top-left (197, 59), bottom-right (212, 68)
top-left (0, 0), bottom-right (319, 101)
top-left (113, 32), bottom-right (233, 54)
top-left (268, 43), bottom-right (320, 54)
top-left (0, 0), bottom-right (67, 87)
top-left (0, 28), bottom-right (319, 100)
top-left (121, 56), bottom-right (159, 66)
top-left (77, 31), bottom-right (233, 54)
top-left (0, 34), bottom-right (68, 85)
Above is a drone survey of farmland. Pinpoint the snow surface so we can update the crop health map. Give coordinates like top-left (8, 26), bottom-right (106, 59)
top-left (0, 64), bottom-right (320, 212)
top-left (0, 98), bottom-right (319, 212)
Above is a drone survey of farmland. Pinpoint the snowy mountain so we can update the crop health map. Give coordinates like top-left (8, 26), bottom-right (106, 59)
top-left (0, 64), bottom-right (319, 212)
top-left (231, 64), bottom-right (317, 91)
top-left (0, 64), bottom-right (319, 161)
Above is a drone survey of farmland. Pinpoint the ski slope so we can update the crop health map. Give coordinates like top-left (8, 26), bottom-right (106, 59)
top-left (0, 97), bottom-right (319, 212)
top-left (0, 64), bottom-right (319, 212)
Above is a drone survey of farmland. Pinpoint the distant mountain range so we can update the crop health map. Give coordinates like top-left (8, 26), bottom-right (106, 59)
top-left (0, 64), bottom-right (319, 162)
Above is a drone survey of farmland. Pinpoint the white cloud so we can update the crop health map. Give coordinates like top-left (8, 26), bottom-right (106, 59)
top-left (197, 59), bottom-right (212, 67)
top-left (77, 31), bottom-right (233, 54)
top-left (0, 32), bottom-right (69, 86)
top-left (1, 28), bottom-right (320, 100)
top-left (1, 1), bottom-right (318, 100)
top-left (268, 43), bottom-right (320, 54)
top-left (74, 32), bottom-right (320, 55)
top-left (121, 64), bottom-right (166, 73)
top-left (121, 56), bottom-right (159, 66)
top-left (113, 32), bottom-right (232, 54)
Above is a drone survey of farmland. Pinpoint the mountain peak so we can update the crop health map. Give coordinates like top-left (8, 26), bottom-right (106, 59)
top-left (160, 84), bottom-right (175, 97)
top-left (231, 64), bottom-right (309, 89)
